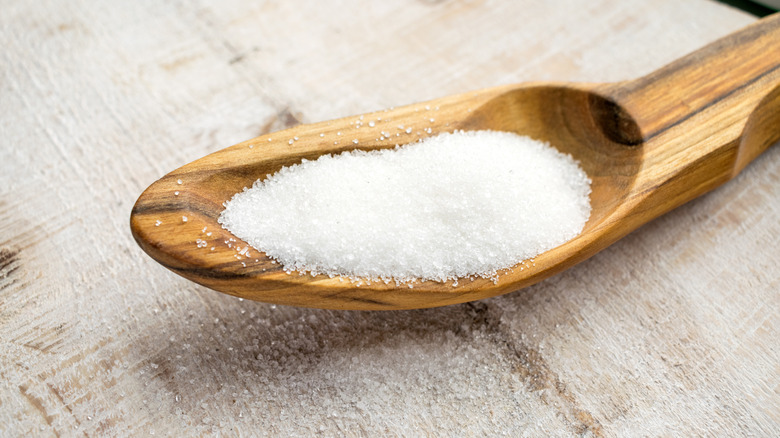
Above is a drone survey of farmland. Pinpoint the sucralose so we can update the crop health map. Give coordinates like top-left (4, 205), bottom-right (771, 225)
top-left (219, 130), bottom-right (591, 284)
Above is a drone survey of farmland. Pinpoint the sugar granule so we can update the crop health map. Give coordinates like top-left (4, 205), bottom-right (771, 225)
top-left (219, 130), bottom-right (591, 283)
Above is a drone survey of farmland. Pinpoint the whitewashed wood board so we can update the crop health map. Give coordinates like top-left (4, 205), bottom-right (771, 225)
top-left (1, 0), bottom-right (777, 436)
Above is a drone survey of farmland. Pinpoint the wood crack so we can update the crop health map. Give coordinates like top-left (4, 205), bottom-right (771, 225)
top-left (463, 302), bottom-right (604, 437)
top-left (18, 384), bottom-right (59, 436)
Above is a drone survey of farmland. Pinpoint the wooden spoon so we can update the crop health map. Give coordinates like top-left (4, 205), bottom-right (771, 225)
top-left (131, 14), bottom-right (780, 310)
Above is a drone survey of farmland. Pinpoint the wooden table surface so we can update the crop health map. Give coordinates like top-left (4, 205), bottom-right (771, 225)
top-left (1, 0), bottom-right (778, 436)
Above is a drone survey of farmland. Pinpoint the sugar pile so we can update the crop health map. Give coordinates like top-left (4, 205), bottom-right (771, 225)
top-left (219, 130), bottom-right (591, 284)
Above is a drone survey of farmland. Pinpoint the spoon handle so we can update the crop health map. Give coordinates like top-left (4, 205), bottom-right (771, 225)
top-left (607, 13), bottom-right (780, 142)
top-left (599, 13), bottom-right (780, 218)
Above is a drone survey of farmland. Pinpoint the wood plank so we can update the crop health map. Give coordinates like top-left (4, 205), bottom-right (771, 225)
top-left (1, 0), bottom-right (776, 436)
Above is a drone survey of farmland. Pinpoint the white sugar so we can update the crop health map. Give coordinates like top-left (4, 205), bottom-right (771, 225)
top-left (219, 130), bottom-right (591, 283)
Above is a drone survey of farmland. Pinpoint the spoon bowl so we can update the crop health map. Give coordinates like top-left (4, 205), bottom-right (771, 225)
top-left (131, 14), bottom-right (780, 309)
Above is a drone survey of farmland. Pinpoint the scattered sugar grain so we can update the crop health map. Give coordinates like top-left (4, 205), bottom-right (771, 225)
top-left (219, 130), bottom-right (591, 283)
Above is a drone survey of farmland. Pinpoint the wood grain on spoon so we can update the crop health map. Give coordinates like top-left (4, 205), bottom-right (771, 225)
top-left (131, 14), bottom-right (780, 310)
